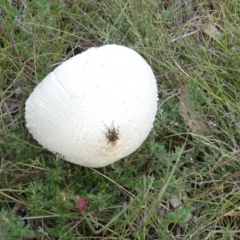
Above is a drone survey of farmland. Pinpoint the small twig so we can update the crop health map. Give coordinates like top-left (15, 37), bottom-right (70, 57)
top-left (3, 101), bottom-right (15, 128)
top-left (38, 227), bottom-right (52, 240)
top-left (171, 29), bottom-right (199, 42)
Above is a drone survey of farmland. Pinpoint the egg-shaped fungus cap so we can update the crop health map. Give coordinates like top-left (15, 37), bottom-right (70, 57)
top-left (25, 44), bottom-right (158, 168)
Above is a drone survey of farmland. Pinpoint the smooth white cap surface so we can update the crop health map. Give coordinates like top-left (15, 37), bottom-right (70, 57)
top-left (25, 44), bottom-right (158, 167)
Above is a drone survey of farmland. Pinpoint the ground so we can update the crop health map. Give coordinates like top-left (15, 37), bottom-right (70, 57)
top-left (1, 0), bottom-right (240, 239)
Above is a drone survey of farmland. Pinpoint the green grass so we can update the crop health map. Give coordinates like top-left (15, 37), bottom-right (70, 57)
top-left (1, 0), bottom-right (240, 239)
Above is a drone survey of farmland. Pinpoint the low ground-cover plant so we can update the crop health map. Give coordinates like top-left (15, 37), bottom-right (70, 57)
top-left (1, 0), bottom-right (240, 239)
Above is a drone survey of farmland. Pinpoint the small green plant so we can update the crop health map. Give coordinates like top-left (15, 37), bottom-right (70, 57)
top-left (0, 209), bottom-right (35, 239)
top-left (1, 0), bottom-right (240, 239)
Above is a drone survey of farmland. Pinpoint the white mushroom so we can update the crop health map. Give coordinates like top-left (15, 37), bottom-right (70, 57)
top-left (25, 44), bottom-right (158, 168)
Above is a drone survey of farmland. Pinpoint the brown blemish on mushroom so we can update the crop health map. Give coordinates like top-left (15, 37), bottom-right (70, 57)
top-left (105, 122), bottom-right (119, 145)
